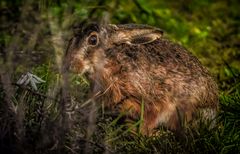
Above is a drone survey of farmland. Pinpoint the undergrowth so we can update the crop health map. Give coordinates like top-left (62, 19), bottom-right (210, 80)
top-left (0, 64), bottom-right (240, 154)
top-left (1, 0), bottom-right (240, 153)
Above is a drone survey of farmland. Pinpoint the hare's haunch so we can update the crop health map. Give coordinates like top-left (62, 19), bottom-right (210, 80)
top-left (65, 23), bottom-right (218, 135)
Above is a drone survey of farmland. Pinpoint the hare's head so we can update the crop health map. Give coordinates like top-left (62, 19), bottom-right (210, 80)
top-left (65, 23), bottom-right (163, 74)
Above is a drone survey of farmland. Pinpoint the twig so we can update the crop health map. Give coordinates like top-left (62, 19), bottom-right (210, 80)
top-left (133, 0), bottom-right (150, 15)
top-left (12, 83), bottom-right (58, 101)
top-left (222, 59), bottom-right (238, 79)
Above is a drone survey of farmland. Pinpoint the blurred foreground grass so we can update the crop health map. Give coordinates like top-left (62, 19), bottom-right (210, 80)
top-left (0, 0), bottom-right (240, 153)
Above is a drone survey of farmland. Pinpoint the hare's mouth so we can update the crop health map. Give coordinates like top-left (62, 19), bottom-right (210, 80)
top-left (68, 59), bottom-right (93, 75)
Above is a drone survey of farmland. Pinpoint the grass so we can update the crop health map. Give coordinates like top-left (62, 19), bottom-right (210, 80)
top-left (1, 0), bottom-right (240, 153)
top-left (0, 64), bottom-right (239, 153)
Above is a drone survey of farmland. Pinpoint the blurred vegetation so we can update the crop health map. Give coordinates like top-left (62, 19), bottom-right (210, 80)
top-left (0, 0), bottom-right (240, 153)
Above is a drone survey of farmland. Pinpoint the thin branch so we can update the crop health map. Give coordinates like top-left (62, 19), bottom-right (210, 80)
top-left (133, 0), bottom-right (150, 15)
top-left (12, 83), bottom-right (58, 101)
top-left (222, 59), bottom-right (238, 79)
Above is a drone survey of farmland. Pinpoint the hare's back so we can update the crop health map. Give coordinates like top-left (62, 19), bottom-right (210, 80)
top-left (106, 39), bottom-right (208, 77)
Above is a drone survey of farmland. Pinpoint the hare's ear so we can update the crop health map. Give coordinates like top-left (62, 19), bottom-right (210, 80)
top-left (108, 24), bottom-right (163, 45)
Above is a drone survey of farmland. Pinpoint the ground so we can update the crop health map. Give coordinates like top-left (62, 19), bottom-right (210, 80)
top-left (0, 0), bottom-right (240, 153)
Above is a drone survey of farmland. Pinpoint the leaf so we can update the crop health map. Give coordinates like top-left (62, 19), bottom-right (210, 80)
top-left (16, 72), bottom-right (46, 90)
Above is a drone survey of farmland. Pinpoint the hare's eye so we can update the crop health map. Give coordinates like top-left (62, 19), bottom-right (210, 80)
top-left (88, 34), bottom-right (98, 46)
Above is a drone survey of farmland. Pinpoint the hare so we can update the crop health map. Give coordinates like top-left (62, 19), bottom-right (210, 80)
top-left (65, 23), bottom-right (218, 135)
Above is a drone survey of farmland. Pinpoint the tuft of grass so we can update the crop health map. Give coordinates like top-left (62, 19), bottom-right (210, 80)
top-left (1, 0), bottom-right (240, 153)
top-left (1, 56), bottom-right (240, 154)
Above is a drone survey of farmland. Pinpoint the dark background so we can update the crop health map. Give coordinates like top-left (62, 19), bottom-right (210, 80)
top-left (0, 0), bottom-right (239, 153)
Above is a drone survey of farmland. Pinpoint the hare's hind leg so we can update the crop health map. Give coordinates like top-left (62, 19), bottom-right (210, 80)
top-left (163, 104), bottom-right (195, 131)
top-left (118, 98), bottom-right (159, 136)
top-left (196, 107), bottom-right (217, 128)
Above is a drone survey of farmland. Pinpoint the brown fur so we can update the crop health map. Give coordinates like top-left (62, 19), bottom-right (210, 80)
top-left (65, 23), bottom-right (218, 135)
